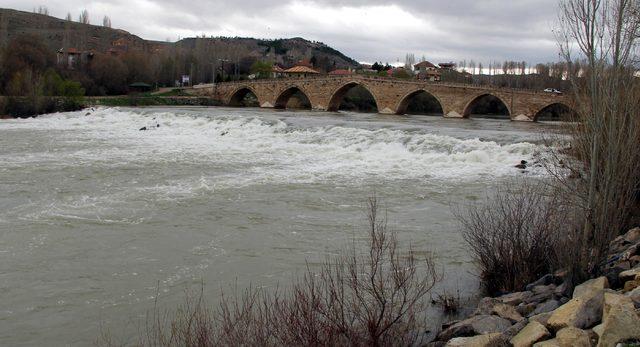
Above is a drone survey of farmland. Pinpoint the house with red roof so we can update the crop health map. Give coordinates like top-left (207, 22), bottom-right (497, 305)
top-left (414, 61), bottom-right (441, 81)
top-left (283, 66), bottom-right (320, 78)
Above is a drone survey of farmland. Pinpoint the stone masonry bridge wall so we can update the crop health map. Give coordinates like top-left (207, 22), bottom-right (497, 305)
top-left (193, 75), bottom-right (572, 122)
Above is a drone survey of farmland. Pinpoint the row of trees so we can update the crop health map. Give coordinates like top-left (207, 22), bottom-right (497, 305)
top-left (35, 7), bottom-right (112, 28)
top-left (0, 34), bottom-right (84, 116)
top-left (458, 0), bottom-right (640, 295)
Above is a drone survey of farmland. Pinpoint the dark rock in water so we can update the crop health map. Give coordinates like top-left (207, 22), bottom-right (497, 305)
top-left (85, 112), bottom-right (91, 116)
top-left (515, 160), bottom-right (528, 170)
top-left (156, 124), bottom-right (160, 128)
top-left (221, 131), bottom-right (229, 136)
top-left (139, 126), bottom-right (147, 131)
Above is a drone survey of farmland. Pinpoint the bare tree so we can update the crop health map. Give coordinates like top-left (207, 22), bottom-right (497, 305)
top-left (36, 6), bottom-right (48, 16)
top-left (65, 12), bottom-right (72, 21)
top-left (102, 16), bottom-right (111, 28)
top-left (78, 10), bottom-right (90, 24)
top-left (557, 0), bottom-right (640, 282)
top-left (455, 180), bottom-right (567, 294)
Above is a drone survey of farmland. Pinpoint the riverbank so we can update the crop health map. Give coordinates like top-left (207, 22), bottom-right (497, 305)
top-left (86, 96), bottom-right (221, 107)
top-left (430, 227), bottom-right (640, 347)
top-left (0, 95), bottom-right (221, 118)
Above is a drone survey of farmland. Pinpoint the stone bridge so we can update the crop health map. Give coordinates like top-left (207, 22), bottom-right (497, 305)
top-left (198, 75), bottom-right (572, 121)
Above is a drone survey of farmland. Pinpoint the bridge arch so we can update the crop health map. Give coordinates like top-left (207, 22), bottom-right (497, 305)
top-left (395, 89), bottom-right (444, 116)
top-left (463, 93), bottom-right (511, 119)
top-left (327, 81), bottom-right (380, 113)
top-left (534, 102), bottom-right (577, 122)
top-left (274, 86), bottom-right (312, 110)
top-left (228, 86), bottom-right (261, 107)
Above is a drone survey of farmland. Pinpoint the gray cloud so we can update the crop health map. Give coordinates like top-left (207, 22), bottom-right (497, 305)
top-left (4, 0), bottom-right (563, 64)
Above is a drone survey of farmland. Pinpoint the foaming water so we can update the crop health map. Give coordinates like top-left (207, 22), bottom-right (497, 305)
top-left (0, 107), bottom-right (559, 345)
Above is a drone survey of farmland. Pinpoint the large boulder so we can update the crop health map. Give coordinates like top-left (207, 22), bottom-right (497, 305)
top-left (503, 319), bottom-right (529, 339)
top-left (445, 333), bottom-right (506, 347)
top-left (596, 295), bottom-right (640, 347)
top-left (510, 321), bottom-right (551, 347)
top-left (623, 279), bottom-right (640, 292)
top-left (532, 339), bottom-right (559, 347)
top-left (572, 276), bottom-right (609, 298)
top-left (555, 327), bottom-right (591, 347)
top-left (529, 312), bottom-right (554, 327)
top-left (547, 285), bottom-right (604, 330)
top-left (437, 315), bottom-right (513, 341)
top-left (619, 267), bottom-right (640, 282)
top-left (623, 227), bottom-right (640, 243)
top-left (474, 298), bottom-right (524, 323)
top-left (499, 291), bottom-right (533, 306)
top-left (604, 292), bottom-right (634, 318)
top-left (626, 286), bottom-right (640, 308)
top-left (526, 274), bottom-right (558, 291)
top-left (532, 299), bottom-right (560, 316)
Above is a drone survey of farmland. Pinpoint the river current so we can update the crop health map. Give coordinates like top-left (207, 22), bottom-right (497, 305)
top-left (0, 107), bottom-right (561, 345)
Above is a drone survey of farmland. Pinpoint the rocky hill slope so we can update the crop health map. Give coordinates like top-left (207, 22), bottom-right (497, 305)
top-left (0, 8), bottom-right (358, 70)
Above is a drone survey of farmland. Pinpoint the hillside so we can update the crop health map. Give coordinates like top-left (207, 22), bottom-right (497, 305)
top-left (0, 8), bottom-right (359, 71)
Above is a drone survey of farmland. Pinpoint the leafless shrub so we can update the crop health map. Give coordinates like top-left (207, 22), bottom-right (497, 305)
top-left (120, 197), bottom-right (441, 347)
top-left (556, 0), bottom-right (640, 283)
top-left (433, 290), bottom-right (461, 315)
top-left (454, 180), bottom-right (568, 295)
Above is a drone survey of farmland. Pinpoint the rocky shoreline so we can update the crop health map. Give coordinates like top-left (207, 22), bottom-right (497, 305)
top-left (430, 228), bottom-right (640, 347)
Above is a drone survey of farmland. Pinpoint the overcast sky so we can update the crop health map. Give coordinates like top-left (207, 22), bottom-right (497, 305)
top-left (5, 0), bottom-right (563, 64)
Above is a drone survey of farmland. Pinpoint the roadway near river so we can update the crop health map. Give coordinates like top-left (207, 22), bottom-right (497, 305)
top-left (0, 107), bottom-right (565, 345)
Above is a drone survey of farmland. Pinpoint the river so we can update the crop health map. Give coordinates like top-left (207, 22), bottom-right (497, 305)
top-left (0, 107), bottom-right (562, 345)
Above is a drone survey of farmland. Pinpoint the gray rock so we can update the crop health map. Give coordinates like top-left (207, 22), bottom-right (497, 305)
top-left (529, 312), bottom-right (554, 327)
top-left (499, 291), bottom-right (533, 306)
top-left (526, 274), bottom-right (555, 291)
top-left (516, 303), bottom-right (537, 317)
top-left (503, 318), bottom-right (529, 338)
top-left (626, 286), bottom-right (640, 308)
top-left (474, 297), bottom-right (524, 323)
top-left (437, 315), bottom-right (513, 341)
top-left (532, 299), bottom-right (560, 316)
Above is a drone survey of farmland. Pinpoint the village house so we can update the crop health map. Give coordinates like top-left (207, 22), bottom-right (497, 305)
top-left (56, 48), bottom-right (93, 69)
top-left (283, 65), bottom-right (320, 78)
top-left (414, 61), bottom-right (441, 81)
